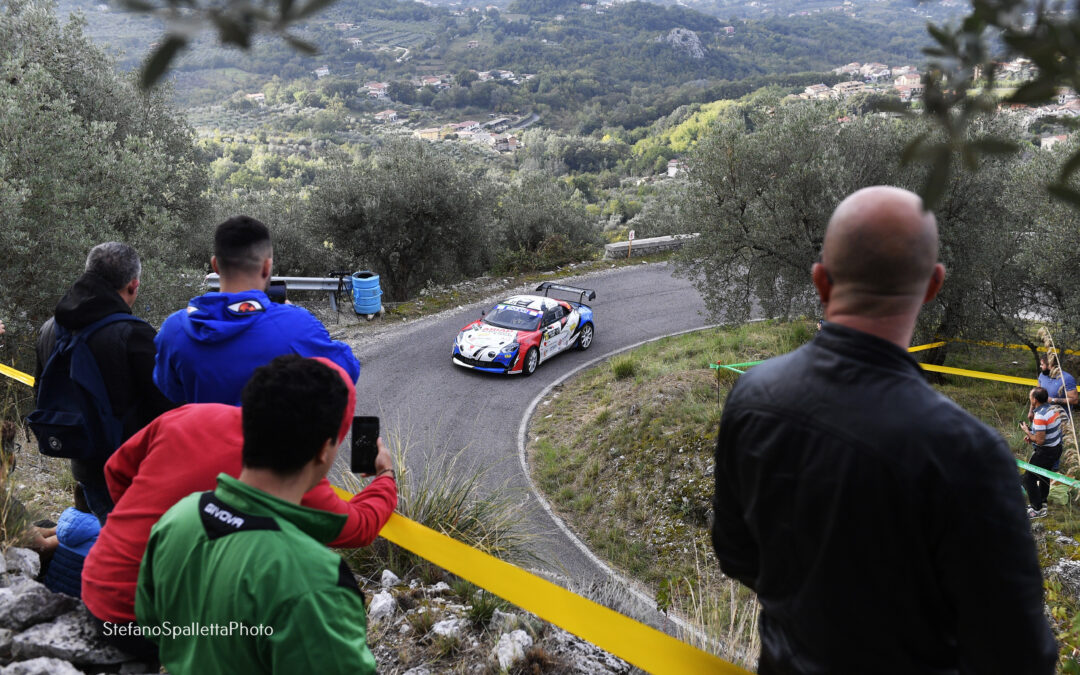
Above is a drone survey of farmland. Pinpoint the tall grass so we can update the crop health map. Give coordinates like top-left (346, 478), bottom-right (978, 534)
top-left (666, 545), bottom-right (760, 669)
top-left (341, 420), bottom-right (540, 580)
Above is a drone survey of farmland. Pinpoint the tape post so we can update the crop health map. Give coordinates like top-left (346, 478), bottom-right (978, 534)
top-left (332, 487), bottom-right (750, 675)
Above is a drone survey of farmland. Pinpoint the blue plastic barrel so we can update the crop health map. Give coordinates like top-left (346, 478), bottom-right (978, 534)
top-left (351, 271), bottom-right (383, 315)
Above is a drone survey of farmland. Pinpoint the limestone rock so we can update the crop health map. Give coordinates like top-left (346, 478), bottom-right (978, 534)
top-left (368, 591), bottom-right (396, 624)
top-left (1049, 560), bottom-right (1080, 601)
top-left (379, 570), bottom-right (400, 588)
top-left (431, 619), bottom-right (466, 639)
top-left (547, 626), bottom-right (630, 673)
top-left (0, 580), bottom-right (77, 631)
top-left (11, 607), bottom-right (130, 665)
top-left (3, 550), bottom-right (37, 581)
top-left (0, 656), bottom-right (85, 675)
top-left (430, 581), bottom-right (451, 594)
top-left (493, 629), bottom-right (533, 670)
top-left (658, 28), bottom-right (704, 60)
top-left (0, 627), bottom-right (14, 661)
top-left (489, 608), bottom-right (518, 633)
top-left (402, 668), bottom-right (431, 675)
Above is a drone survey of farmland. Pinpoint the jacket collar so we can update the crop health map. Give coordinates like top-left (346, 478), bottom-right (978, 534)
top-left (213, 473), bottom-right (346, 545)
top-left (814, 321), bottom-right (924, 376)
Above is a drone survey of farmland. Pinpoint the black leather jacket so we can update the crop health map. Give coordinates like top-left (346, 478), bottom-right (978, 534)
top-left (712, 322), bottom-right (1055, 675)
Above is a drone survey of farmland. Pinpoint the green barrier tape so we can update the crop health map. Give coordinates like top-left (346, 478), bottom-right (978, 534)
top-left (1015, 459), bottom-right (1080, 490)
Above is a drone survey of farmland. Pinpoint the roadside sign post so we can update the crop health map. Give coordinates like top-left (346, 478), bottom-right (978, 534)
top-left (627, 230), bottom-right (635, 259)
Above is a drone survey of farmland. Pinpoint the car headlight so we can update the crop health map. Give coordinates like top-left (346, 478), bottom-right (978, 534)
top-left (501, 341), bottom-right (519, 354)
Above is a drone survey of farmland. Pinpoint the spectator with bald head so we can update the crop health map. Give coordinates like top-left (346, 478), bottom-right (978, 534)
top-left (712, 186), bottom-right (1055, 674)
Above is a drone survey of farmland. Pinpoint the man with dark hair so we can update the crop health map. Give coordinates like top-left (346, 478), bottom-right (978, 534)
top-left (83, 357), bottom-right (395, 647)
top-left (136, 356), bottom-right (383, 674)
top-left (1037, 353), bottom-right (1078, 408)
top-left (712, 186), bottom-right (1055, 674)
top-left (35, 243), bottom-right (175, 521)
top-left (1021, 386), bottom-right (1064, 518)
top-left (153, 216), bottom-right (360, 405)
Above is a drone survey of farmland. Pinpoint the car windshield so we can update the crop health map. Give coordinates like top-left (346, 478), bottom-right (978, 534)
top-left (484, 304), bottom-right (541, 331)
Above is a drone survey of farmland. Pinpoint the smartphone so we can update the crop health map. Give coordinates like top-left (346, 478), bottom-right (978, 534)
top-left (267, 279), bottom-right (287, 304)
top-left (351, 416), bottom-right (379, 475)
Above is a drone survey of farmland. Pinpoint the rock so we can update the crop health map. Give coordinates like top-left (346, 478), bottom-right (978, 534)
top-left (0, 580), bottom-right (78, 631)
top-left (489, 608), bottom-right (518, 633)
top-left (430, 581), bottom-right (451, 594)
top-left (547, 626), bottom-right (630, 673)
top-left (11, 607), bottom-right (130, 665)
top-left (402, 668), bottom-right (431, 675)
top-left (1049, 560), bottom-right (1080, 601)
top-left (0, 656), bottom-right (85, 675)
top-left (3, 550), bottom-right (38, 580)
top-left (658, 28), bottom-right (704, 60)
top-left (431, 619), bottom-right (466, 639)
top-left (493, 629), bottom-right (533, 670)
top-left (0, 627), bottom-right (13, 661)
top-left (379, 570), bottom-right (401, 588)
top-left (368, 591), bottom-right (396, 624)
top-left (0, 554), bottom-right (8, 576)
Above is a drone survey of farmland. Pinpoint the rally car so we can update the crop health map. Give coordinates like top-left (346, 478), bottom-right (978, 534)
top-left (452, 283), bottom-right (596, 376)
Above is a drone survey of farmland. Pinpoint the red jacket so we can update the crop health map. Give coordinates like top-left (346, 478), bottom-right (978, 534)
top-left (82, 404), bottom-right (396, 624)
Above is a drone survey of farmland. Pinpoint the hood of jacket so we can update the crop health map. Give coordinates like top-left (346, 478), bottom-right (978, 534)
top-left (179, 291), bottom-right (274, 345)
top-left (54, 273), bottom-right (133, 330)
top-left (56, 507), bottom-right (102, 554)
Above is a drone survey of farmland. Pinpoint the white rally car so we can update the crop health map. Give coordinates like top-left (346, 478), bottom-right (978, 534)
top-left (452, 283), bottom-right (596, 376)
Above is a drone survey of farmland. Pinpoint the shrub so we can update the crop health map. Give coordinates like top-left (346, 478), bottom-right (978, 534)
top-left (611, 355), bottom-right (637, 380)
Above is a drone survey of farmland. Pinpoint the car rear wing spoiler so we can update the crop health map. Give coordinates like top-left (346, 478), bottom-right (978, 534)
top-left (535, 282), bottom-right (597, 305)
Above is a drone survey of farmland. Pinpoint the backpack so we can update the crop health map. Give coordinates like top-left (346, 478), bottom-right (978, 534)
top-left (27, 313), bottom-right (145, 461)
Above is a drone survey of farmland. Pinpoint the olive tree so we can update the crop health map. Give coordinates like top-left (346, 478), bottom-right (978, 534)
top-left (308, 139), bottom-right (495, 301)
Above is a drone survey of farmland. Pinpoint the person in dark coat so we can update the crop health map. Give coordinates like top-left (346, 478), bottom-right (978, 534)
top-left (712, 186), bottom-right (1056, 674)
top-left (34, 243), bottom-right (176, 522)
top-left (43, 485), bottom-right (100, 598)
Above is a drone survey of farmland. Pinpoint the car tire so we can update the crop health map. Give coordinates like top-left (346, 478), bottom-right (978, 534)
top-left (576, 322), bottom-right (594, 351)
top-left (522, 347), bottom-right (539, 376)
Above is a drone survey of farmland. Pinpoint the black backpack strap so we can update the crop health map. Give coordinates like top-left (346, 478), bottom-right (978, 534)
top-left (70, 313), bottom-right (146, 344)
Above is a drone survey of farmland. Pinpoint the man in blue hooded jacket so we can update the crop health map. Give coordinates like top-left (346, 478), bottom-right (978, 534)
top-left (154, 216), bottom-right (360, 405)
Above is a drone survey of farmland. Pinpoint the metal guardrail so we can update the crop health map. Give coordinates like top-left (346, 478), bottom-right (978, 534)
top-left (204, 274), bottom-right (348, 311)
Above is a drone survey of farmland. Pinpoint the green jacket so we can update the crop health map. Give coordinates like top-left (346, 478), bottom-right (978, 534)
top-left (135, 474), bottom-right (377, 675)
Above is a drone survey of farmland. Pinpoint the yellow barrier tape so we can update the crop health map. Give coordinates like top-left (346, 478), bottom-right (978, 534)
top-left (332, 487), bottom-right (748, 675)
top-left (0, 364), bottom-right (34, 387)
top-left (938, 337), bottom-right (1080, 356)
top-left (917, 362), bottom-right (1038, 386)
top-left (908, 341), bottom-right (946, 353)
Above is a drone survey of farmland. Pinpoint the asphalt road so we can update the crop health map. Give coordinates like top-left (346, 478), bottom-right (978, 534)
top-left (335, 262), bottom-right (712, 590)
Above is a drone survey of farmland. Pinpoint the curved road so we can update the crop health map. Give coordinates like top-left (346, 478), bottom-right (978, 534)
top-left (336, 262), bottom-right (711, 588)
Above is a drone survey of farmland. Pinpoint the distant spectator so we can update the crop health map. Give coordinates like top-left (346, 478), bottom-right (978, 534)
top-left (1021, 387), bottom-right (1065, 519)
top-left (1037, 353), bottom-right (1078, 408)
top-left (137, 356), bottom-right (385, 674)
top-left (43, 485), bottom-right (100, 597)
top-left (153, 216), bottom-right (360, 405)
top-left (33, 243), bottom-right (176, 522)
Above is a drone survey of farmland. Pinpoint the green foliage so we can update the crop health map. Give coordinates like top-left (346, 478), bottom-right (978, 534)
top-left (912, 0), bottom-right (1080, 208)
top-left (0, 0), bottom-right (208, 368)
top-left (309, 139), bottom-right (494, 301)
top-left (464, 588), bottom-right (509, 628)
top-left (674, 100), bottom-right (1077, 346)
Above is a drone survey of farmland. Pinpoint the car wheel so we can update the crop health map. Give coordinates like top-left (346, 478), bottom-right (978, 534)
top-left (522, 347), bottom-right (539, 376)
top-left (577, 323), bottom-right (594, 351)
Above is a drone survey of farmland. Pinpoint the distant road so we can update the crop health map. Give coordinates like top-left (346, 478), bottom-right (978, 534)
top-left (336, 262), bottom-right (712, 588)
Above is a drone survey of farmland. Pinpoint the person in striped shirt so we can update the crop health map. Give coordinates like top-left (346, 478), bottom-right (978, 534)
top-left (1020, 387), bottom-right (1064, 518)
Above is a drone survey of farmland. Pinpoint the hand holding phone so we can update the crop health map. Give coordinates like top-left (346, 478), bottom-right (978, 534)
top-left (351, 416), bottom-right (379, 475)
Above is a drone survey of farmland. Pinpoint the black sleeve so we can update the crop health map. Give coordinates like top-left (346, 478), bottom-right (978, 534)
top-left (128, 322), bottom-right (178, 430)
top-left (711, 388), bottom-right (760, 590)
top-left (939, 432), bottom-right (1057, 674)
